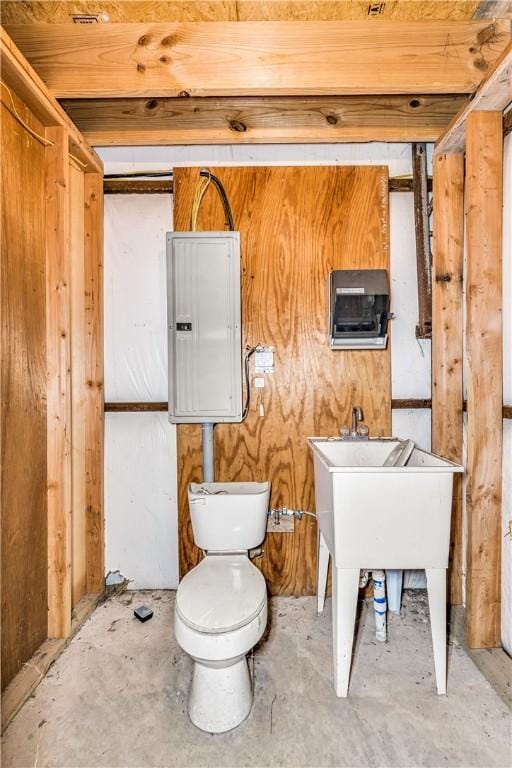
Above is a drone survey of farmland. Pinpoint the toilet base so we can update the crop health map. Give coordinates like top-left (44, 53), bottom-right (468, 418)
top-left (188, 656), bottom-right (252, 733)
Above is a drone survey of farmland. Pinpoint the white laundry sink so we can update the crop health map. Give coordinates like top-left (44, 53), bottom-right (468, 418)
top-left (308, 437), bottom-right (463, 570)
top-left (307, 437), bottom-right (463, 698)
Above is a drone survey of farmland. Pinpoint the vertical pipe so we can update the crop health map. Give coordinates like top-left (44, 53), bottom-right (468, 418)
top-left (202, 422), bottom-right (215, 483)
top-left (373, 570), bottom-right (387, 642)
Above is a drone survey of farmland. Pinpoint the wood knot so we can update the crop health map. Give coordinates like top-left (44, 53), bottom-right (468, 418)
top-left (146, 99), bottom-right (158, 110)
top-left (137, 63), bottom-right (146, 73)
top-left (138, 34), bottom-right (151, 46)
top-left (229, 119), bottom-right (247, 133)
top-left (435, 274), bottom-right (452, 283)
top-left (325, 114), bottom-right (338, 125)
top-left (178, 90), bottom-right (190, 98)
top-left (159, 55), bottom-right (170, 64)
top-left (161, 35), bottom-right (175, 47)
top-left (476, 23), bottom-right (496, 46)
top-left (409, 98), bottom-right (422, 109)
top-left (473, 58), bottom-right (488, 71)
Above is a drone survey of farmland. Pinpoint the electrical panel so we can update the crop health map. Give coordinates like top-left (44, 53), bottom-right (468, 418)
top-left (166, 232), bottom-right (242, 423)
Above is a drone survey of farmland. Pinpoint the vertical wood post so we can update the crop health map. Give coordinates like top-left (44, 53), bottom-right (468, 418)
top-left (45, 126), bottom-right (72, 638)
top-left (432, 152), bottom-right (464, 605)
top-left (465, 111), bottom-right (503, 648)
top-left (412, 143), bottom-right (432, 338)
top-left (84, 172), bottom-right (104, 593)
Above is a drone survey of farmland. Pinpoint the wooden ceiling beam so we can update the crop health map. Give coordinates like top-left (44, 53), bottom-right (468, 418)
top-left (435, 42), bottom-right (512, 153)
top-left (61, 94), bottom-right (469, 146)
top-left (5, 20), bottom-right (511, 98)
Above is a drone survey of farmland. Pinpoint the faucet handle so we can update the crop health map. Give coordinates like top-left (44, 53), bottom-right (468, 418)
top-left (357, 424), bottom-right (369, 438)
top-left (340, 425), bottom-right (350, 438)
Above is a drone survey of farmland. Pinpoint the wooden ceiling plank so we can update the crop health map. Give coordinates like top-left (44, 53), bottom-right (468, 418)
top-left (0, 2), bottom-right (490, 25)
top-left (435, 42), bottom-right (512, 153)
top-left (5, 20), bottom-right (511, 98)
top-left (473, 1), bottom-right (512, 19)
top-left (0, 28), bottom-right (102, 172)
top-left (60, 94), bottom-right (469, 146)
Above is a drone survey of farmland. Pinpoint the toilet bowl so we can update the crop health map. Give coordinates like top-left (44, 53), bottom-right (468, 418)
top-left (175, 481), bottom-right (270, 733)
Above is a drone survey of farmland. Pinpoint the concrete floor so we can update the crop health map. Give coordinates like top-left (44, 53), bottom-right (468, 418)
top-left (2, 591), bottom-right (510, 768)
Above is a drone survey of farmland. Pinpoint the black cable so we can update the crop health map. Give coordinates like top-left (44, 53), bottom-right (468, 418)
top-left (242, 346), bottom-right (256, 421)
top-left (199, 170), bottom-right (235, 231)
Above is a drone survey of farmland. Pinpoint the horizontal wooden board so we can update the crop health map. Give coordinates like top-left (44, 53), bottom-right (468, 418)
top-left (1, 2), bottom-right (500, 25)
top-left (1, 592), bottom-right (102, 732)
top-left (436, 43), bottom-right (512, 153)
top-left (61, 94), bottom-right (468, 145)
top-left (5, 21), bottom-right (511, 97)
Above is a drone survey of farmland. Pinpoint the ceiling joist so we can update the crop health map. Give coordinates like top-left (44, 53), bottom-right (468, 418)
top-left (4, 20), bottom-right (511, 98)
top-left (61, 94), bottom-right (469, 146)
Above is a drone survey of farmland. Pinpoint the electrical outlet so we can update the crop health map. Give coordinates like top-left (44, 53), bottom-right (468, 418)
top-left (267, 513), bottom-right (294, 533)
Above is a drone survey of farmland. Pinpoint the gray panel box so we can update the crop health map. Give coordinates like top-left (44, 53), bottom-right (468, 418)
top-left (166, 232), bottom-right (242, 423)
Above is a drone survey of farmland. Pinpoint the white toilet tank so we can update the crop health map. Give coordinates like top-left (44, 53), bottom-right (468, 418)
top-left (188, 482), bottom-right (270, 551)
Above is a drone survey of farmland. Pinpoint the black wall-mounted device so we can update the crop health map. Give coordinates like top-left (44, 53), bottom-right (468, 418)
top-left (329, 269), bottom-right (391, 350)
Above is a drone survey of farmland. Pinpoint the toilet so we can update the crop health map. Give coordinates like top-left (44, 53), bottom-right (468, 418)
top-left (174, 481), bottom-right (270, 733)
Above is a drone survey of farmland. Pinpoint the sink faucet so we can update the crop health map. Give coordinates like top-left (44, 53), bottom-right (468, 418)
top-left (339, 406), bottom-right (369, 440)
top-left (351, 406), bottom-right (364, 436)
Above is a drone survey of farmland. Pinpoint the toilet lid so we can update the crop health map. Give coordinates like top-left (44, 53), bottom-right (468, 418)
top-left (176, 555), bottom-right (267, 634)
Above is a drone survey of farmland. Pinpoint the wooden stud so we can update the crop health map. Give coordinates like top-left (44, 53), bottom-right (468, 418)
top-left (412, 143), bottom-right (432, 339)
top-left (69, 163), bottom-right (88, 607)
top-left (45, 126), bottom-right (73, 639)
top-left (61, 94), bottom-right (468, 146)
top-left (436, 42), bottom-right (512, 154)
top-left (5, 20), bottom-right (510, 98)
top-left (465, 111), bottom-right (503, 648)
top-left (432, 153), bottom-right (465, 606)
top-left (84, 173), bottom-right (105, 593)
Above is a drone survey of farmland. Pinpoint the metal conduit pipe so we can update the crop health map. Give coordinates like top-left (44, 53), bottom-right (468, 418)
top-left (202, 422), bottom-right (215, 483)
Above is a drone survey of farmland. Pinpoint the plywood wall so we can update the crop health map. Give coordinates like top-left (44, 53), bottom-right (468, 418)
top-left (1, 94), bottom-right (48, 686)
top-left (174, 166), bottom-right (391, 595)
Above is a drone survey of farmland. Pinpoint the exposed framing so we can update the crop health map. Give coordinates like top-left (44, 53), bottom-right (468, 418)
top-left (1, 28), bottom-right (104, 720)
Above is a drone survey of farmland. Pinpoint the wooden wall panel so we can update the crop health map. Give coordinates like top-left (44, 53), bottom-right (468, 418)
top-left (174, 166), bottom-right (391, 595)
top-left (465, 111), bottom-right (503, 648)
top-left (1, 93), bottom-right (48, 688)
top-left (432, 153), bottom-right (464, 605)
top-left (69, 163), bottom-right (87, 607)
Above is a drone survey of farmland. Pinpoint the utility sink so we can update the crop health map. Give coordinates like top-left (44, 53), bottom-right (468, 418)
top-left (307, 437), bottom-right (463, 698)
top-left (307, 437), bottom-right (463, 570)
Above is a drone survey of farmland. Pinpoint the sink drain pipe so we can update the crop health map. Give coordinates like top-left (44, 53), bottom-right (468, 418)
top-left (373, 570), bottom-right (387, 642)
top-left (202, 422), bottom-right (215, 482)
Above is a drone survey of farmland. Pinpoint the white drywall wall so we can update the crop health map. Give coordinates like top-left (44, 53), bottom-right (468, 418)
top-left (105, 411), bottom-right (178, 589)
top-left (98, 142), bottom-right (432, 589)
